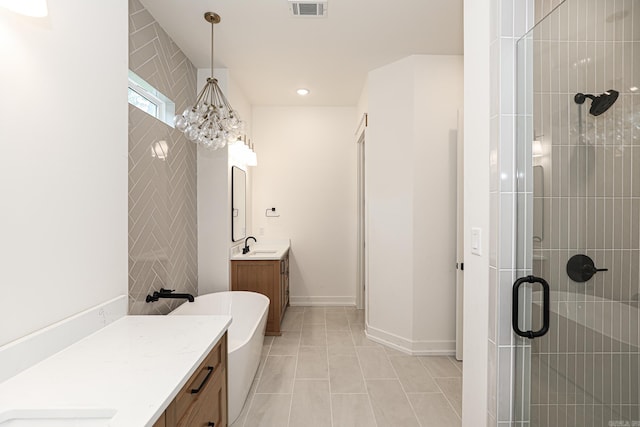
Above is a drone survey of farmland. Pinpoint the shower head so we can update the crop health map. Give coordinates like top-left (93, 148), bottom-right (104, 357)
top-left (574, 90), bottom-right (619, 116)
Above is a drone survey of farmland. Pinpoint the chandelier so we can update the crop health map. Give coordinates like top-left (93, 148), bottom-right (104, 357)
top-left (174, 12), bottom-right (244, 150)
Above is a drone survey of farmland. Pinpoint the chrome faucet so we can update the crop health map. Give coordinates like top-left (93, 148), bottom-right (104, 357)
top-left (243, 236), bottom-right (257, 254)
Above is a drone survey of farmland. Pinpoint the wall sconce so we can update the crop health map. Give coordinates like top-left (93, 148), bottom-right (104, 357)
top-left (151, 140), bottom-right (169, 161)
top-left (246, 142), bottom-right (257, 166)
top-left (230, 136), bottom-right (257, 167)
top-left (0, 0), bottom-right (48, 17)
top-left (532, 138), bottom-right (543, 158)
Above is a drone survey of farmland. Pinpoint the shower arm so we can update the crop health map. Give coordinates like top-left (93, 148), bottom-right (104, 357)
top-left (574, 93), bottom-right (596, 104)
top-left (574, 89), bottom-right (618, 117)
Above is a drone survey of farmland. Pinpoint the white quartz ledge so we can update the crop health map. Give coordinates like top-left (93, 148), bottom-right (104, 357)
top-left (0, 315), bottom-right (231, 427)
top-left (230, 238), bottom-right (290, 261)
top-left (0, 295), bottom-right (127, 383)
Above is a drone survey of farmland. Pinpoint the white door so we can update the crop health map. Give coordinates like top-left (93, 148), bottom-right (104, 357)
top-left (455, 110), bottom-right (464, 361)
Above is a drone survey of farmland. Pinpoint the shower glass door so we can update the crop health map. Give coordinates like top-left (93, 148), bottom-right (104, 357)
top-left (514, 0), bottom-right (640, 425)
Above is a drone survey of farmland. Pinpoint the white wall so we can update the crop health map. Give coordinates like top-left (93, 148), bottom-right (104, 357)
top-left (462, 0), bottom-right (491, 424)
top-left (365, 55), bottom-right (462, 354)
top-left (251, 107), bottom-right (357, 305)
top-left (197, 69), bottom-right (254, 295)
top-left (366, 57), bottom-right (415, 342)
top-left (412, 56), bottom-right (463, 346)
top-left (356, 77), bottom-right (368, 130)
top-left (0, 0), bottom-right (128, 346)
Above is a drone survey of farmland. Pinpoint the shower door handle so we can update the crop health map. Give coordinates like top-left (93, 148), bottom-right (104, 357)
top-left (512, 275), bottom-right (550, 339)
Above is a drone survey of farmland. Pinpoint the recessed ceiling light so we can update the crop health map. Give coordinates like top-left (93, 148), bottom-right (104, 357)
top-left (630, 86), bottom-right (639, 92)
top-left (296, 88), bottom-right (310, 96)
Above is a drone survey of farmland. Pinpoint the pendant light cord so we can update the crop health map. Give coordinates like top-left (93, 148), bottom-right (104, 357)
top-left (210, 19), bottom-right (214, 78)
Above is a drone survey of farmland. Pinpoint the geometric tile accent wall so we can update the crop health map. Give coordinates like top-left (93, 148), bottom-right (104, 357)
top-left (128, 0), bottom-right (198, 315)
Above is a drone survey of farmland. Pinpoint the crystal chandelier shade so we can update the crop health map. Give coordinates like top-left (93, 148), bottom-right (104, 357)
top-left (174, 12), bottom-right (244, 150)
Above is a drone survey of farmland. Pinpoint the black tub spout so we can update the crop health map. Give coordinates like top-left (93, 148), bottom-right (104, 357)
top-left (146, 288), bottom-right (195, 303)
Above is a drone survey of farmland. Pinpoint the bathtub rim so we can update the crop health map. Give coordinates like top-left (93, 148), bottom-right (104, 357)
top-left (169, 291), bottom-right (270, 353)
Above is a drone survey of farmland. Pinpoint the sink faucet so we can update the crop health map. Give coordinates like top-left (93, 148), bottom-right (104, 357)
top-left (243, 236), bottom-right (257, 254)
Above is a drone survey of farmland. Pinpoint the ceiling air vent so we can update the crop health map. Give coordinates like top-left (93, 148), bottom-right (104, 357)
top-left (288, 0), bottom-right (327, 17)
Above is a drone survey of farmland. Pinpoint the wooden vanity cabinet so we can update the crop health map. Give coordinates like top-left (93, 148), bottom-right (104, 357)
top-left (231, 251), bottom-right (290, 335)
top-left (282, 254), bottom-right (289, 311)
top-left (153, 332), bottom-right (228, 427)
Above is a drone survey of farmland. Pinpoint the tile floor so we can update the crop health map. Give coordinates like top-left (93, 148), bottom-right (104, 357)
top-left (230, 306), bottom-right (462, 427)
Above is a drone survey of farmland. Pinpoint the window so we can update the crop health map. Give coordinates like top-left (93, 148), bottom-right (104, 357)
top-left (128, 70), bottom-right (175, 128)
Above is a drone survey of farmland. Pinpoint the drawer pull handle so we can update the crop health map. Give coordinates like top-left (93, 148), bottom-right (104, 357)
top-left (190, 366), bottom-right (214, 394)
top-left (208, 423), bottom-right (215, 426)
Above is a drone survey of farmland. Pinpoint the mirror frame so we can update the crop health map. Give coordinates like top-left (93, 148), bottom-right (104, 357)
top-left (231, 166), bottom-right (246, 242)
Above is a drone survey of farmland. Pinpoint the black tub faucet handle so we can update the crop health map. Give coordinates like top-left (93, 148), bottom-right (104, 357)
top-left (567, 254), bottom-right (608, 282)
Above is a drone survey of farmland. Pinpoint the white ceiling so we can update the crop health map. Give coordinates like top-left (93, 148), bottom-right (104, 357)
top-left (139, 0), bottom-right (463, 106)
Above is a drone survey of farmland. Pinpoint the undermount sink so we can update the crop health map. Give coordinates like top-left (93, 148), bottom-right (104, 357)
top-left (249, 250), bottom-right (277, 255)
top-left (0, 408), bottom-right (116, 426)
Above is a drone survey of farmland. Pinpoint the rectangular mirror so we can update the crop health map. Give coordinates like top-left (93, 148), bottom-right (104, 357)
top-left (231, 166), bottom-right (246, 242)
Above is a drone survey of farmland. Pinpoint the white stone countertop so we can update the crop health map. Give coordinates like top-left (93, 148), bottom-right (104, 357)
top-left (230, 239), bottom-right (290, 261)
top-left (0, 315), bottom-right (232, 427)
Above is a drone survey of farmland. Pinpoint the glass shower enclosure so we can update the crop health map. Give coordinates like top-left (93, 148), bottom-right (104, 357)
top-left (513, 0), bottom-right (640, 425)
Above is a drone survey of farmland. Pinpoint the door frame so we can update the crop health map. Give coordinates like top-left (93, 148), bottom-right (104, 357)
top-left (356, 113), bottom-right (367, 311)
top-left (455, 110), bottom-right (464, 361)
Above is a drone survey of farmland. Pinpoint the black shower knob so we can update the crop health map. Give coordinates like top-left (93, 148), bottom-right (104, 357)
top-left (566, 254), bottom-right (608, 282)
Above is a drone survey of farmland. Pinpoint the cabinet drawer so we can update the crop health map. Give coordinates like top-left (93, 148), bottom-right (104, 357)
top-left (177, 365), bottom-right (226, 427)
top-left (175, 334), bottom-right (226, 422)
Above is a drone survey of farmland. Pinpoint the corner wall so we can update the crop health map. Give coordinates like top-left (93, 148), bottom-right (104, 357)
top-left (0, 0), bottom-right (128, 346)
top-left (461, 0), bottom-right (492, 424)
top-left (366, 55), bottom-right (463, 354)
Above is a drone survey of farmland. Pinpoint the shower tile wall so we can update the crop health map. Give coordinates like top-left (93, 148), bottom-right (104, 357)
top-left (528, 0), bottom-right (640, 425)
top-left (534, 0), bottom-right (564, 24)
top-left (128, 0), bottom-right (198, 315)
top-left (488, 0), bottom-right (535, 426)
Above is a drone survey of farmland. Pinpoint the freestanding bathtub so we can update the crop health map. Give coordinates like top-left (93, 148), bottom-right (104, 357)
top-left (169, 291), bottom-right (269, 424)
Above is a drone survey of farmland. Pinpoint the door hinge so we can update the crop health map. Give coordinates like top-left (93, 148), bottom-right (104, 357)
top-left (456, 262), bottom-right (464, 271)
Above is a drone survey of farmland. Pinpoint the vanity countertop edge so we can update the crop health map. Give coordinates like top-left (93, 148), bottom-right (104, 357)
top-left (230, 239), bottom-right (290, 261)
top-left (0, 314), bottom-right (232, 426)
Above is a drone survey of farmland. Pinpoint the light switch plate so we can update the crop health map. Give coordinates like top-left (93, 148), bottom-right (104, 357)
top-left (471, 227), bottom-right (482, 255)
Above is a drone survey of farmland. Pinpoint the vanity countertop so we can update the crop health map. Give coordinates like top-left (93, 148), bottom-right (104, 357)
top-left (230, 239), bottom-right (290, 261)
top-left (0, 314), bottom-right (231, 426)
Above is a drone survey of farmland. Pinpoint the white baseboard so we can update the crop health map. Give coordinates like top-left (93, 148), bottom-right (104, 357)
top-left (289, 296), bottom-right (356, 306)
top-left (365, 323), bottom-right (456, 356)
top-left (0, 295), bottom-right (127, 382)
